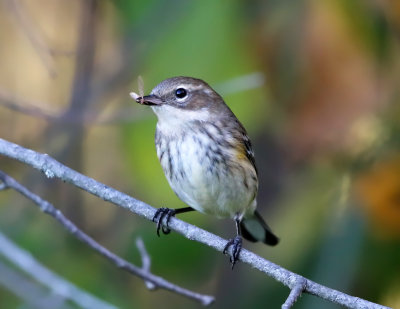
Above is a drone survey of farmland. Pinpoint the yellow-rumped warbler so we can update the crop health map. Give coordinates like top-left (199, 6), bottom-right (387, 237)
top-left (131, 76), bottom-right (278, 268)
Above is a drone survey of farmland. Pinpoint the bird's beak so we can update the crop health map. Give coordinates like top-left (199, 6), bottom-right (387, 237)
top-left (135, 94), bottom-right (163, 106)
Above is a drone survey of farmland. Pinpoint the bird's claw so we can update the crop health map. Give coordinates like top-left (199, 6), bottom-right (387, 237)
top-left (223, 236), bottom-right (242, 269)
top-left (153, 207), bottom-right (176, 236)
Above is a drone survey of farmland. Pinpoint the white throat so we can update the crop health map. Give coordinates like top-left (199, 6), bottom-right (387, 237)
top-left (152, 105), bottom-right (211, 135)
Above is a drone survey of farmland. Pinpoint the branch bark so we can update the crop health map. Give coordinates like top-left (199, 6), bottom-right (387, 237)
top-left (0, 138), bottom-right (391, 309)
top-left (136, 237), bottom-right (156, 290)
top-left (0, 170), bottom-right (214, 306)
top-left (0, 231), bottom-right (117, 309)
top-left (282, 278), bottom-right (307, 309)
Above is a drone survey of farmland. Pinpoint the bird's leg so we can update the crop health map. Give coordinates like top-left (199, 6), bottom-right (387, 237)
top-left (223, 214), bottom-right (243, 269)
top-left (153, 207), bottom-right (194, 236)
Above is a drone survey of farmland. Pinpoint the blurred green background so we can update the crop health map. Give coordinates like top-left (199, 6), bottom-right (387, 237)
top-left (1, 0), bottom-right (400, 308)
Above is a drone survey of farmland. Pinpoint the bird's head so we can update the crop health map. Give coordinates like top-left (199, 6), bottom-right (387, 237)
top-left (133, 77), bottom-right (232, 125)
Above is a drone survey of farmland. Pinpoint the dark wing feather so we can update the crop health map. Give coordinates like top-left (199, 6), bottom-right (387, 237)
top-left (242, 133), bottom-right (258, 176)
top-left (233, 118), bottom-right (258, 176)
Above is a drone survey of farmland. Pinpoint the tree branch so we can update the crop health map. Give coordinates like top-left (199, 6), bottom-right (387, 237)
top-left (0, 138), bottom-right (391, 309)
top-left (0, 231), bottom-right (116, 309)
top-left (282, 278), bottom-right (307, 309)
top-left (0, 259), bottom-right (72, 309)
top-left (136, 237), bottom-right (156, 290)
top-left (0, 170), bottom-right (214, 306)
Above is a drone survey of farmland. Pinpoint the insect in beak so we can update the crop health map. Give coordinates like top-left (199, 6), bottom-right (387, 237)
top-left (129, 92), bottom-right (163, 105)
top-left (130, 76), bottom-right (163, 106)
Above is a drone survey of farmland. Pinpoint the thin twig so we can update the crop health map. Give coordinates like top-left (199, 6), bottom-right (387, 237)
top-left (0, 88), bottom-right (60, 121)
top-left (0, 88), bottom-right (144, 125)
top-left (282, 278), bottom-right (307, 309)
top-left (0, 170), bottom-right (214, 306)
top-left (136, 237), bottom-right (156, 290)
top-left (0, 72), bottom-right (264, 125)
top-left (0, 260), bottom-right (72, 309)
top-left (5, 0), bottom-right (57, 77)
top-left (214, 72), bottom-right (265, 96)
top-left (0, 231), bottom-right (117, 309)
top-left (0, 138), bottom-right (391, 309)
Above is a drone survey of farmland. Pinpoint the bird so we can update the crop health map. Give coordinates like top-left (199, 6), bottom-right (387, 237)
top-left (131, 76), bottom-right (279, 268)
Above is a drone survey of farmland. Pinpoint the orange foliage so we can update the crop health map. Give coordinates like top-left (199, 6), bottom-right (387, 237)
top-left (355, 155), bottom-right (400, 237)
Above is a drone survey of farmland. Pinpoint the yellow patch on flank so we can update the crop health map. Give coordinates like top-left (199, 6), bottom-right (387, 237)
top-left (234, 142), bottom-right (247, 161)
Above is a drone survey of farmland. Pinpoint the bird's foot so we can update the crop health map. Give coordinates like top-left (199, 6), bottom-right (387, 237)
top-left (223, 236), bottom-right (242, 269)
top-left (153, 207), bottom-right (176, 236)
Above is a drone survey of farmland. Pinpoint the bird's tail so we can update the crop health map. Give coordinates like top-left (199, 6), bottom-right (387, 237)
top-left (240, 211), bottom-right (279, 246)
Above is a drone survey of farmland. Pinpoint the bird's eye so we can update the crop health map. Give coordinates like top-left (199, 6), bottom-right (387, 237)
top-left (175, 88), bottom-right (187, 99)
